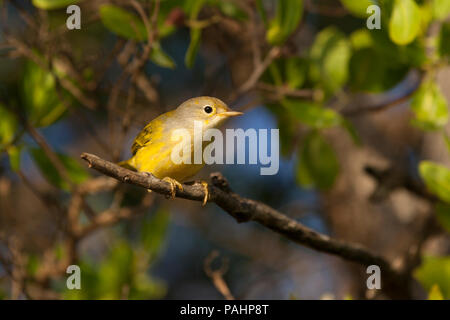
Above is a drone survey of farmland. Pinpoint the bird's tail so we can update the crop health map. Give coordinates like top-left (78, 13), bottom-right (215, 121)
top-left (117, 158), bottom-right (137, 171)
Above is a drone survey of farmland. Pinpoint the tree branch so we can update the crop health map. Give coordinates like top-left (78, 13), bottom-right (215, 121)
top-left (80, 152), bottom-right (411, 297)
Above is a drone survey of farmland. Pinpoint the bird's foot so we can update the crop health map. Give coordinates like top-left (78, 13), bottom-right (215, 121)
top-left (197, 181), bottom-right (209, 206)
top-left (162, 177), bottom-right (183, 199)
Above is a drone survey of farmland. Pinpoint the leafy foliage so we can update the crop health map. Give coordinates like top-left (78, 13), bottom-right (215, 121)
top-left (415, 256), bottom-right (450, 299)
top-left (64, 208), bottom-right (170, 299)
top-left (100, 4), bottom-right (148, 41)
top-left (340, 0), bottom-right (375, 18)
top-left (296, 131), bottom-right (339, 190)
top-left (0, 104), bottom-right (17, 146)
top-left (32, 0), bottom-right (81, 10)
top-left (389, 0), bottom-right (421, 45)
top-left (266, 0), bottom-right (303, 45)
top-left (411, 80), bottom-right (449, 131)
top-left (30, 148), bottom-right (90, 190)
top-left (419, 161), bottom-right (450, 203)
top-left (309, 27), bottom-right (351, 95)
top-left (21, 61), bottom-right (68, 128)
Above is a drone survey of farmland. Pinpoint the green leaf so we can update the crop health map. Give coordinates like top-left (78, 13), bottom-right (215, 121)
top-left (389, 0), bottom-right (421, 45)
top-left (0, 104), bottom-right (17, 146)
top-left (350, 29), bottom-right (373, 50)
top-left (184, 0), bottom-right (205, 68)
top-left (97, 241), bottom-right (134, 299)
top-left (30, 148), bottom-right (90, 190)
top-left (438, 23), bottom-right (450, 59)
top-left (266, 0), bottom-right (303, 45)
top-left (21, 61), bottom-right (68, 128)
top-left (150, 43), bottom-right (176, 69)
top-left (432, 0), bottom-right (450, 20)
top-left (32, 0), bottom-right (80, 10)
top-left (99, 4), bottom-right (147, 41)
top-left (140, 208), bottom-right (170, 257)
top-left (7, 145), bottom-right (21, 172)
top-left (428, 284), bottom-right (444, 300)
top-left (285, 57), bottom-right (307, 89)
top-left (435, 202), bottom-right (450, 233)
top-left (411, 80), bottom-right (449, 131)
top-left (282, 99), bottom-right (360, 145)
top-left (296, 131), bottom-right (339, 190)
top-left (349, 48), bottom-right (385, 92)
top-left (340, 0), bottom-right (374, 18)
top-left (215, 0), bottom-right (248, 20)
top-left (309, 27), bottom-right (351, 95)
top-left (419, 161), bottom-right (450, 203)
top-left (444, 133), bottom-right (450, 154)
top-left (256, 0), bottom-right (268, 26)
top-left (341, 118), bottom-right (362, 146)
top-left (283, 99), bottom-right (342, 129)
top-left (185, 28), bottom-right (201, 68)
top-left (415, 256), bottom-right (450, 299)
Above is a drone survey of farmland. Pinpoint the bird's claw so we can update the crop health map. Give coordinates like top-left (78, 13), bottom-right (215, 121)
top-left (162, 177), bottom-right (183, 199)
top-left (198, 181), bottom-right (209, 206)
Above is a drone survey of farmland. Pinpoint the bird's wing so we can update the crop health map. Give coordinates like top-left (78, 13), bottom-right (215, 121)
top-left (131, 122), bottom-right (153, 155)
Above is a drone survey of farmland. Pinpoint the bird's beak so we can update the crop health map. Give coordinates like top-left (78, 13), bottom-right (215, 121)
top-left (219, 111), bottom-right (244, 117)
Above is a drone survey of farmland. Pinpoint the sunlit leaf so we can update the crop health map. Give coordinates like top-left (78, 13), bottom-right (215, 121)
top-left (0, 104), bottom-right (17, 146)
top-left (296, 131), bottom-right (339, 190)
top-left (30, 148), bottom-right (90, 190)
top-left (428, 284), bottom-right (444, 300)
top-left (283, 99), bottom-right (342, 129)
top-left (99, 4), bottom-right (147, 41)
top-left (419, 161), bottom-right (450, 203)
top-left (389, 0), bottom-right (420, 45)
top-left (309, 27), bottom-right (351, 95)
top-left (350, 29), bottom-right (373, 50)
top-left (32, 0), bottom-right (80, 10)
top-left (150, 43), bottom-right (176, 69)
top-left (432, 0), bottom-right (450, 21)
top-left (415, 255), bottom-right (450, 299)
top-left (411, 80), bottom-right (448, 131)
top-left (340, 0), bottom-right (374, 18)
top-left (266, 0), bottom-right (303, 45)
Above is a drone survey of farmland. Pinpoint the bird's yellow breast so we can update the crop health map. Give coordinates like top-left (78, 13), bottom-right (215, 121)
top-left (131, 128), bottom-right (204, 182)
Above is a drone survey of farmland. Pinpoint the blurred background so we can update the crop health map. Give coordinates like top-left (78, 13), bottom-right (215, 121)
top-left (0, 0), bottom-right (450, 300)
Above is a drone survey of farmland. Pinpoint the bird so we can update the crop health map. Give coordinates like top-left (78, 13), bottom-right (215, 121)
top-left (119, 96), bottom-right (243, 205)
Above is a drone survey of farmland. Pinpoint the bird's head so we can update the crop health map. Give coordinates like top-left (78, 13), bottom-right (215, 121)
top-left (174, 96), bottom-right (243, 130)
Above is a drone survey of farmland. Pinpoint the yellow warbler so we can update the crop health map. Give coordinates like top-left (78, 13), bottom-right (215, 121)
top-left (119, 96), bottom-right (243, 204)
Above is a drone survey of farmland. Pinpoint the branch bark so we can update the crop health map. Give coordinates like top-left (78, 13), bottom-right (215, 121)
top-left (80, 152), bottom-right (412, 298)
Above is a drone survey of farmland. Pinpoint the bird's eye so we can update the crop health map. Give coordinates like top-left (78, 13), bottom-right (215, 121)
top-left (204, 105), bottom-right (213, 114)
